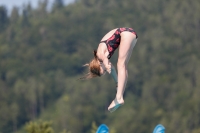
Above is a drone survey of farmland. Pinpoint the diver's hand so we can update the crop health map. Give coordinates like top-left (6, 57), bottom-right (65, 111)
top-left (106, 62), bottom-right (111, 74)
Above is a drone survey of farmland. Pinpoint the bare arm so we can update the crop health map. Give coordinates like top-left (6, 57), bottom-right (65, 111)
top-left (103, 58), bottom-right (118, 85)
top-left (102, 57), bottom-right (111, 74)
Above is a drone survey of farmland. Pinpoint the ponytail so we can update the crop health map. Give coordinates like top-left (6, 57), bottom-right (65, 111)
top-left (79, 50), bottom-right (101, 80)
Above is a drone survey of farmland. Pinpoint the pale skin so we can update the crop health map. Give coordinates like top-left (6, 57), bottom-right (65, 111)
top-left (96, 28), bottom-right (137, 111)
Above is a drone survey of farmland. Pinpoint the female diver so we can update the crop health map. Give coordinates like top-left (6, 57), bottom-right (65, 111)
top-left (82, 27), bottom-right (138, 112)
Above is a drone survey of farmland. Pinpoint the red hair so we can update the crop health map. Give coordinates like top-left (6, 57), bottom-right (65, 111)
top-left (80, 50), bottom-right (101, 80)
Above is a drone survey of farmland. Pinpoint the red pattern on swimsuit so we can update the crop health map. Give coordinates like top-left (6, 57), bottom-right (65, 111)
top-left (103, 27), bottom-right (138, 59)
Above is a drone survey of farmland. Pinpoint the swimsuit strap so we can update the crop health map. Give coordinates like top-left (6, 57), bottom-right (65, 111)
top-left (117, 28), bottom-right (122, 33)
top-left (100, 40), bottom-right (106, 43)
top-left (99, 40), bottom-right (111, 59)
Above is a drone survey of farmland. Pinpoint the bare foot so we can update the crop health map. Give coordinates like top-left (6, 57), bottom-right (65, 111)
top-left (108, 98), bottom-right (124, 112)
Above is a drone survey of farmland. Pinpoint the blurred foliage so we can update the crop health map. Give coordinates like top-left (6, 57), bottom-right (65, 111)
top-left (25, 120), bottom-right (70, 133)
top-left (25, 120), bottom-right (54, 133)
top-left (0, 0), bottom-right (200, 133)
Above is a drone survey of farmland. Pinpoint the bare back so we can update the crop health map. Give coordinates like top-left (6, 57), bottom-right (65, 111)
top-left (96, 28), bottom-right (137, 61)
top-left (96, 28), bottom-right (118, 60)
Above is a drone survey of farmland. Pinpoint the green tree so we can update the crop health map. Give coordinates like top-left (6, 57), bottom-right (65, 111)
top-left (0, 6), bottom-right (8, 32)
top-left (25, 120), bottom-right (54, 133)
top-left (52, 0), bottom-right (64, 13)
top-left (10, 7), bottom-right (19, 23)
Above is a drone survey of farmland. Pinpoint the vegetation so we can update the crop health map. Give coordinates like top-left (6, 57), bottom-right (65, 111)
top-left (0, 0), bottom-right (200, 133)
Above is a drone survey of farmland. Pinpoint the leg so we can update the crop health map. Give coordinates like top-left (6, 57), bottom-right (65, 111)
top-left (116, 37), bottom-right (137, 99)
top-left (108, 33), bottom-right (137, 112)
top-left (121, 39), bottom-right (137, 94)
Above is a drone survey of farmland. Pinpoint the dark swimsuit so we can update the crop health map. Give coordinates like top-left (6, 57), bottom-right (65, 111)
top-left (100, 27), bottom-right (138, 59)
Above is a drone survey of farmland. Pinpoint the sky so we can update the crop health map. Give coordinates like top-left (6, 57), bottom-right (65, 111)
top-left (0, 0), bottom-right (74, 14)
